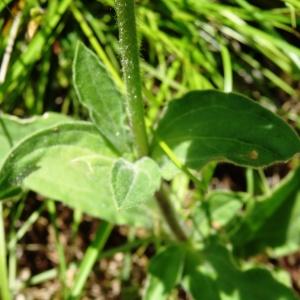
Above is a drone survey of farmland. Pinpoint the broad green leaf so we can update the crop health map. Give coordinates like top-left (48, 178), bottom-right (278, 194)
top-left (194, 191), bottom-right (246, 236)
top-left (0, 122), bottom-right (157, 227)
top-left (144, 245), bottom-right (185, 300)
top-left (231, 167), bottom-right (300, 257)
top-left (73, 42), bottom-right (129, 153)
top-left (111, 157), bottom-right (161, 209)
top-left (0, 112), bottom-right (70, 165)
top-left (151, 90), bottom-right (300, 179)
top-left (183, 242), bottom-right (297, 300)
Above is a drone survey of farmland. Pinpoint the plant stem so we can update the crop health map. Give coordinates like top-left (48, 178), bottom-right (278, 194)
top-left (115, 0), bottom-right (148, 157)
top-left (0, 203), bottom-right (11, 300)
top-left (114, 0), bottom-right (187, 242)
top-left (68, 221), bottom-right (112, 300)
top-left (156, 185), bottom-right (188, 241)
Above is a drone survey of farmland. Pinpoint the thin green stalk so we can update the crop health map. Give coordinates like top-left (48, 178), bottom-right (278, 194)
top-left (246, 168), bottom-right (255, 196)
top-left (157, 138), bottom-right (206, 194)
top-left (115, 0), bottom-right (148, 158)
top-left (98, 236), bottom-right (154, 260)
top-left (258, 169), bottom-right (271, 195)
top-left (35, 50), bottom-right (51, 114)
top-left (26, 268), bottom-right (57, 286)
top-left (221, 45), bottom-right (232, 93)
top-left (0, 0), bottom-right (72, 102)
top-left (8, 199), bottom-right (25, 295)
top-left (71, 209), bottom-right (82, 242)
top-left (0, 203), bottom-right (11, 300)
top-left (67, 221), bottom-right (113, 300)
top-left (8, 201), bottom-right (46, 250)
top-left (70, 3), bottom-right (123, 89)
top-left (8, 230), bottom-right (17, 296)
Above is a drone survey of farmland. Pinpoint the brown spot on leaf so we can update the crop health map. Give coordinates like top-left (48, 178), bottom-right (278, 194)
top-left (249, 150), bottom-right (259, 160)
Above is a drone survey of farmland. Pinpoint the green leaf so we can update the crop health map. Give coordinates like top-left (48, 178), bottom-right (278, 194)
top-left (231, 167), bottom-right (300, 257)
top-left (151, 90), bottom-right (300, 179)
top-left (194, 191), bottom-right (245, 236)
top-left (111, 157), bottom-right (161, 209)
top-left (144, 245), bottom-right (185, 300)
top-left (183, 242), bottom-right (297, 300)
top-left (73, 42), bottom-right (129, 153)
top-left (0, 112), bottom-right (70, 166)
top-left (0, 122), bottom-right (157, 226)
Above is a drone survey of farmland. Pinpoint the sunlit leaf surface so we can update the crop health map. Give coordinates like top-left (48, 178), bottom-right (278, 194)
top-left (152, 90), bottom-right (300, 179)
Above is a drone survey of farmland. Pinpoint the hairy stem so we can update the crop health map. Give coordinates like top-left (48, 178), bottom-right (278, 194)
top-left (115, 0), bottom-right (148, 157)
top-left (114, 0), bottom-right (188, 242)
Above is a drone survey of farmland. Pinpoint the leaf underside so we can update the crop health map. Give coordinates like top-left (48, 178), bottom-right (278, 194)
top-left (0, 122), bottom-right (158, 227)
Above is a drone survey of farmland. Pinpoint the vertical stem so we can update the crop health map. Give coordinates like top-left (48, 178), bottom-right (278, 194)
top-left (115, 0), bottom-right (148, 157)
top-left (114, 0), bottom-right (188, 242)
top-left (155, 186), bottom-right (187, 241)
top-left (0, 203), bottom-right (11, 300)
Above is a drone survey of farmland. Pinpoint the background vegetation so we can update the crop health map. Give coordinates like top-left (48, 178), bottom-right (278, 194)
top-left (0, 0), bottom-right (300, 299)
